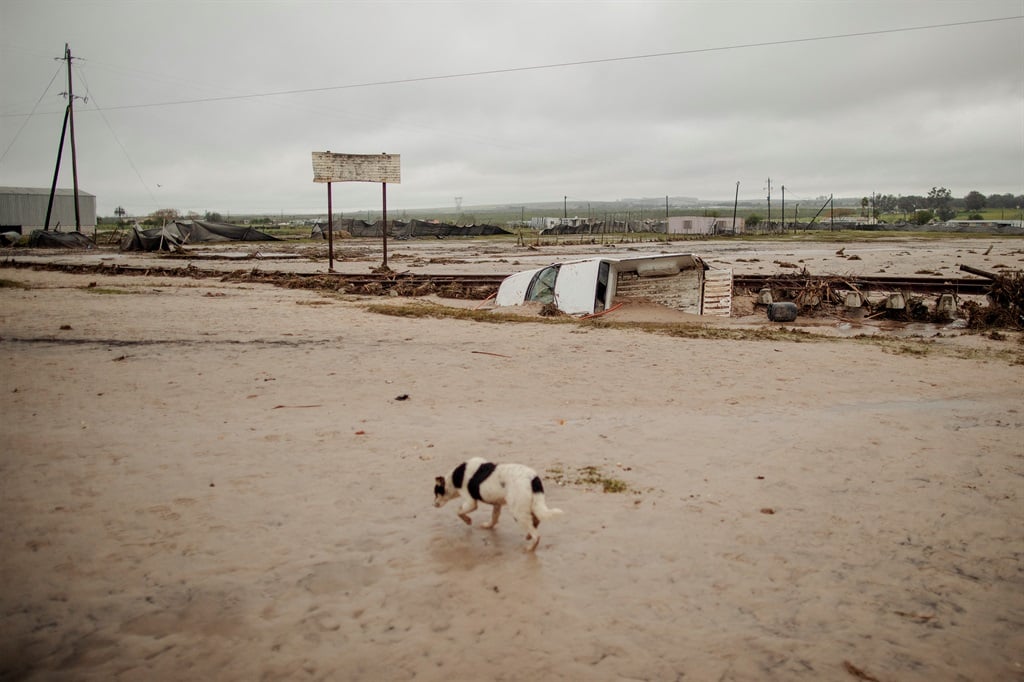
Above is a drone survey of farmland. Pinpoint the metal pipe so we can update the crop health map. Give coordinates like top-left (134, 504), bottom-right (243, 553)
top-left (327, 181), bottom-right (334, 272)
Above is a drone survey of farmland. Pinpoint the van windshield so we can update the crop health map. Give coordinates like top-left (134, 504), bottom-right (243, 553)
top-left (526, 265), bottom-right (559, 304)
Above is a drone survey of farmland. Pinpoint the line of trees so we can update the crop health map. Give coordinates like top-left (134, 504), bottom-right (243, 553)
top-left (868, 188), bottom-right (1023, 224)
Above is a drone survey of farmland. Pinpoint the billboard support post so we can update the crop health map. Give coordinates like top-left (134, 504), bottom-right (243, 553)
top-left (327, 181), bottom-right (334, 272)
top-left (382, 182), bottom-right (388, 268)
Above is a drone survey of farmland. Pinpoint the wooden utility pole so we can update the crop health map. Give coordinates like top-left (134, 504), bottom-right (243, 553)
top-left (44, 107), bottom-right (70, 231)
top-left (781, 185), bottom-right (785, 233)
top-left (46, 43), bottom-right (83, 232)
top-left (732, 181), bottom-right (739, 233)
top-left (66, 44), bottom-right (81, 231)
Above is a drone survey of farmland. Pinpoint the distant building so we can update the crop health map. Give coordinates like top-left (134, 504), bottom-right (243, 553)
top-left (530, 217), bottom-right (565, 231)
top-left (666, 215), bottom-right (745, 235)
top-left (943, 219), bottom-right (1023, 229)
top-left (941, 219), bottom-right (1024, 234)
top-left (0, 186), bottom-right (97, 233)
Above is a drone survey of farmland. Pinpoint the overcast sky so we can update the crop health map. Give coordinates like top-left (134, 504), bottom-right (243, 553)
top-left (1, 0), bottom-right (1022, 217)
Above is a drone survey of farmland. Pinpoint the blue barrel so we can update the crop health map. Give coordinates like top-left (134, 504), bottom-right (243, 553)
top-left (766, 302), bottom-right (798, 322)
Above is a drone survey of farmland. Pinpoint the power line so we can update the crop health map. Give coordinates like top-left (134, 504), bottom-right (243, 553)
top-left (0, 64), bottom-right (63, 164)
top-left (7, 14), bottom-right (1020, 115)
top-left (74, 65), bottom-right (160, 208)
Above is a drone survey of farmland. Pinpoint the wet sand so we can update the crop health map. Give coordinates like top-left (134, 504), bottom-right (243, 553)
top-left (1, 237), bottom-right (1022, 681)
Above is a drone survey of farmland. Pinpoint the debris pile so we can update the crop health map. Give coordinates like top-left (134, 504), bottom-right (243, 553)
top-left (752, 273), bottom-right (976, 324)
top-left (963, 271), bottom-right (1024, 329)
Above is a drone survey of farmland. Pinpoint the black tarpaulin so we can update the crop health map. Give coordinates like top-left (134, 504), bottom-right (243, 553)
top-left (27, 230), bottom-right (96, 249)
top-left (120, 220), bottom-right (278, 252)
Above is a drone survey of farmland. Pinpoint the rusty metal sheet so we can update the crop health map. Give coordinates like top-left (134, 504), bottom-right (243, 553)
top-left (312, 152), bottom-right (401, 183)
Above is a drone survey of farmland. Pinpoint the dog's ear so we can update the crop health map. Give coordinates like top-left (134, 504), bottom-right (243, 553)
top-left (435, 476), bottom-right (444, 486)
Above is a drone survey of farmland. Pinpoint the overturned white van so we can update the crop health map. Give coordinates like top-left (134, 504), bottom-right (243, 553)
top-left (494, 253), bottom-right (732, 317)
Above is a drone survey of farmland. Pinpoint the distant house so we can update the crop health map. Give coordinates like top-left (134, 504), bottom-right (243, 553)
top-left (666, 215), bottom-right (745, 235)
top-left (530, 217), bottom-right (564, 231)
top-left (0, 186), bottom-right (97, 233)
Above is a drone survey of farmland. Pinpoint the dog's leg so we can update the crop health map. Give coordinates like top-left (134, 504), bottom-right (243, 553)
top-left (481, 504), bottom-right (501, 529)
top-left (512, 501), bottom-right (541, 551)
top-left (457, 498), bottom-right (477, 525)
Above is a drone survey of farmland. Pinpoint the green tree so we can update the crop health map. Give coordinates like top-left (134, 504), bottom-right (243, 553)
top-left (146, 208), bottom-right (179, 226)
top-left (875, 194), bottom-right (898, 216)
top-left (204, 211), bottom-right (223, 222)
top-left (926, 187), bottom-right (955, 221)
top-left (913, 210), bottom-right (935, 225)
top-left (963, 190), bottom-right (986, 212)
top-left (987, 193), bottom-right (1015, 209)
top-left (746, 213), bottom-right (762, 227)
top-left (896, 195), bottom-right (921, 220)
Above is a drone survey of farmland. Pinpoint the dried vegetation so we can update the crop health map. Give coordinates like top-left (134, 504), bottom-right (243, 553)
top-left (963, 271), bottom-right (1024, 330)
top-left (546, 464), bottom-right (632, 494)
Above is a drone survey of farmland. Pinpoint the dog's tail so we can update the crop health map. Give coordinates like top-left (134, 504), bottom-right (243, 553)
top-left (531, 475), bottom-right (563, 520)
top-left (534, 498), bottom-right (564, 520)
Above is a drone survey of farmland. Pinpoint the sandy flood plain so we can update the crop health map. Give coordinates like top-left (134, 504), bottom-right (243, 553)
top-left (0, 243), bottom-right (1022, 681)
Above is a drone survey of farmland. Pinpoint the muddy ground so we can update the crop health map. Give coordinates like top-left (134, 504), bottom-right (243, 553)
top-left (1, 235), bottom-right (1022, 681)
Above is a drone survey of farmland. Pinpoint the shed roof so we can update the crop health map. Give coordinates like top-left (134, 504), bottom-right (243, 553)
top-left (0, 186), bottom-right (96, 198)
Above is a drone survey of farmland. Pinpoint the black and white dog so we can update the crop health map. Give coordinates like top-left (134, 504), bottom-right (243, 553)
top-left (434, 457), bottom-right (563, 551)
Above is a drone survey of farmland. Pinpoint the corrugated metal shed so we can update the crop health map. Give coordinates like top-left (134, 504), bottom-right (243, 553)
top-left (0, 186), bottom-right (97, 232)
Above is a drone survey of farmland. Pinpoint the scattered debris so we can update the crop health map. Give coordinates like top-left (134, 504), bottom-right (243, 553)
top-left (547, 464), bottom-right (631, 494)
top-left (743, 270), bottom-right (1012, 325)
top-left (893, 610), bottom-right (935, 623)
top-left (471, 350), bottom-right (511, 358)
top-left (539, 302), bottom-right (564, 317)
top-left (842, 660), bottom-right (881, 682)
top-left (766, 302), bottom-right (798, 322)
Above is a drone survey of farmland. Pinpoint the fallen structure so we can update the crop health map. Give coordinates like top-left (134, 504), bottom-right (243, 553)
top-left (27, 230), bottom-right (96, 249)
top-left (495, 253), bottom-right (733, 317)
top-left (120, 220), bottom-right (278, 252)
top-left (326, 218), bottom-right (512, 239)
